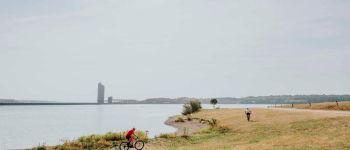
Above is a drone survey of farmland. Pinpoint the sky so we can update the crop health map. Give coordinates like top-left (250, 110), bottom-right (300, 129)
top-left (0, 0), bottom-right (349, 102)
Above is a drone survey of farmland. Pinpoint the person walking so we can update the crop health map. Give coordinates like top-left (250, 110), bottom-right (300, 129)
top-left (245, 108), bottom-right (252, 122)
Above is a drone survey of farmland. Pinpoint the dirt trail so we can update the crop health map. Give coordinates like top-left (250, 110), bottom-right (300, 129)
top-left (270, 108), bottom-right (350, 116)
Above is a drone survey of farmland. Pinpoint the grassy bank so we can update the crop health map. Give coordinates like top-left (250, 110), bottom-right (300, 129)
top-left (145, 108), bottom-right (350, 150)
top-left (32, 131), bottom-right (148, 150)
top-left (32, 107), bottom-right (350, 150)
top-left (277, 101), bottom-right (350, 111)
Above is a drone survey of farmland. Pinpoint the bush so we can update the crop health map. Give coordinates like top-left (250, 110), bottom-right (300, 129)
top-left (175, 117), bottom-right (185, 122)
top-left (157, 133), bottom-right (177, 139)
top-left (182, 100), bottom-right (202, 115)
top-left (32, 145), bottom-right (47, 150)
top-left (189, 100), bottom-right (202, 112)
top-left (182, 103), bottom-right (193, 115)
top-left (32, 131), bottom-right (148, 150)
top-left (214, 125), bottom-right (231, 133)
top-left (186, 115), bottom-right (192, 121)
top-left (208, 118), bottom-right (218, 128)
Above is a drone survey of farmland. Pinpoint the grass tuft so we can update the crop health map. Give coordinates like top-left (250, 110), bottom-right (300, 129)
top-left (174, 117), bottom-right (185, 122)
top-left (278, 101), bottom-right (350, 111)
top-left (31, 131), bottom-right (148, 150)
top-left (156, 133), bottom-right (177, 139)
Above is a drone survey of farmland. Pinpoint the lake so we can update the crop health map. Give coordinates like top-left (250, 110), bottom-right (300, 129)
top-left (0, 104), bottom-right (269, 149)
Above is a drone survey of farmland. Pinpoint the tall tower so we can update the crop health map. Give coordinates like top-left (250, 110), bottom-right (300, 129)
top-left (108, 96), bottom-right (113, 104)
top-left (97, 82), bottom-right (105, 104)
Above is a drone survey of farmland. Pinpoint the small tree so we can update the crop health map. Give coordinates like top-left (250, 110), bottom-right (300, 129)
top-left (189, 100), bottom-right (202, 113)
top-left (182, 103), bottom-right (193, 115)
top-left (210, 99), bottom-right (218, 108)
top-left (182, 100), bottom-right (202, 115)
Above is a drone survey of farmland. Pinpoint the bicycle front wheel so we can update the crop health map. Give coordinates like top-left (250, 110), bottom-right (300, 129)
top-left (119, 142), bottom-right (129, 150)
top-left (135, 140), bottom-right (145, 150)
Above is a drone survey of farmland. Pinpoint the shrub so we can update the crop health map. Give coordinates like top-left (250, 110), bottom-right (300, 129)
top-left (157, 133), bottom-right (177, 139)
top-left (214, 125), bottom-right (231, 133)
top-left (199, 118), bottom-right (206, 124)
top-left (175, 117), bottom-right (185, 122)
top-left (186, 115), bottom-right (192, 121)
top-left (102, 132), bottom-right (122, 141)
top-left (182, 103), bottom-right (193, 115)
top-left (96, 139), bottom-right (110, 148)
top-left (32, 145), bottom-right (47, 150)
top-left (182, 100), bottom-right (202, 115)
top-left (32, 131), bottom-right (148, 150)
top-left (181, 134), bottom-right (190, 139)
top-left (208, 118), bottom-right (218, 128)
top-left (189, 100), bottom-right (202, 113)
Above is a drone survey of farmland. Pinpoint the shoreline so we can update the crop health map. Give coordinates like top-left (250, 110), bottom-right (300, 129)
top-left (27, 115), bottom-right (207, 150)
top-left (164, 116), bottom-right (208, 136)
top-left (26, 107), bottom-right (350, 149)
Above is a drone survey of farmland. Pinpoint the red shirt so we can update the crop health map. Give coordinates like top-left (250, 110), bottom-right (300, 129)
top-left (126, 129), bottom-right (134, 136)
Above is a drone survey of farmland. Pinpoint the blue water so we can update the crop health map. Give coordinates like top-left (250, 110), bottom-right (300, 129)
top-left (0, 104), bottom-right (269, 149)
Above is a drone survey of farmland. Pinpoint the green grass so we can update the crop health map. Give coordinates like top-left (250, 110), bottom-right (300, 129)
top-left (31, 108), bottom-right (350, 150)
top-left (152, 128), bottom-right (225, 149)
top-left (156, 133), bottom-right (177, 139)
top-left (174, 117), bottom-right (185, 123)
top-left (31, 131), bottom-right (148, 150)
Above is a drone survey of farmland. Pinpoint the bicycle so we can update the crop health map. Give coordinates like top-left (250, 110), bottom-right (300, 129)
top-left (119, 136), bottom-right (145, 150)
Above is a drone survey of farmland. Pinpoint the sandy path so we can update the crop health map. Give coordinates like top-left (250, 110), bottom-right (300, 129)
top-left (270, 108), bottom-right (350, 116)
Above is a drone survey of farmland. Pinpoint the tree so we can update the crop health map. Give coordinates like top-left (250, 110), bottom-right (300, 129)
top-left (210, 99), bottom-right (218, 108)
top-left (182, 103), bottom-right (193, 115)
top-left (182, 100), bottom-right (202, 115)
top-left (189, 100), bottom-right (202, 112)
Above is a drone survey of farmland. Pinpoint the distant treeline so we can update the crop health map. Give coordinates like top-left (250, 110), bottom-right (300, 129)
top-left (115, 95), bottom-right (350, 104)
top-left (224, 95), bottom-right (350, 104)
top-left (2, 95), bottom-right (349, 104)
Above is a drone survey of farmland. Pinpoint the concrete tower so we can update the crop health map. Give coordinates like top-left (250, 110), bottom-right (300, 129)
top-left (108, 96), bottom-right (113, 104)
top-left (97, 82), bottom-right (105, 104)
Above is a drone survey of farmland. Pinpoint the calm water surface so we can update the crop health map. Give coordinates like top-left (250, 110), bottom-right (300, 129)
top-left (0, 104), bottom-right (269, 149)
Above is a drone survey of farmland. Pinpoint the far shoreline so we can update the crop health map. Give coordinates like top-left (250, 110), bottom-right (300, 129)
top-left (0, 103), bottom-right (272, 106)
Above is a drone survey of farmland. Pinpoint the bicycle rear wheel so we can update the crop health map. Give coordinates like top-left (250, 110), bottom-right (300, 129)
top-left (119, 142), bottom-right (129, 150)
top-left (134, 140), bottom-right (145, 150)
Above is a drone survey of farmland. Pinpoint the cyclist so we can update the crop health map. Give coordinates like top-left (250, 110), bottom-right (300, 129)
top-left (245, 108), bottom-right (252, 121)
top-left (125, 127), bottom-right (136, 147)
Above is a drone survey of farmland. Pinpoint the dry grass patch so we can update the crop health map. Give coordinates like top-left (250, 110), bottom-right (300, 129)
top-left (279, 101), bottom-right (350, 111)
top-left (32, 131), bottom-right (148, 150)
top-left (146, 108), bottom-right (350, 150)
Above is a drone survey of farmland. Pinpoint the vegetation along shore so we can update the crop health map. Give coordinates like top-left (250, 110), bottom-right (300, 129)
top-left (32, 101), bottom-right (350, 150)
